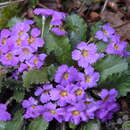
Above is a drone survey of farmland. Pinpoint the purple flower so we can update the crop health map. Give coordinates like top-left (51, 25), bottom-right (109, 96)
top-left (11, 21), bottom-right (30, 37)
top-left (0, 104), bottom-right (11, 121)
top-left (50, 11), bottom-right (66, 26)
top-left (50, 84), bottom-right (76, 106)
top-left (71, 84), bottom-right (86, 100)
top-left (64, 103), bottom-right (87, 124)
top-left (9, 35), bottom-right (28, 49)
top-left (54, 64), bottom-right (79, 85)
top-left (22, 97), bottom-right (43, 119)
top-left (27, 28), bottom-right (45, 50)
top-left (95, 89), bottom-right (119, 122)
top-left (0, 29), bottom-right (11, 46)
top-left (80, 65), bottom-right (100, 89)
top-left (106, 40), bottom-right (127, 55)
top-left (14, 46), bottom-right (35, 62)
top-left (26, 54), bottom-right (47, 69)
top-left (23, 105), bottom-right (43, 119)
top-left (18, 63), bottom-right (28, 73)
top-left (72, 42), bottom-right (103, 68)
top-left (51, 27), bottom-right (67, 36)
top-left (0, 52), bottom-right (19, 66)
top-left (34, 84), bottom-right (53, 103)
top-left (42, 102), bottom-right (64, 122)
top-left (95, 24), bottom-right (115, 42)
top-left (34, 8), bottom-right (54, 17)
top-left (22, 97), bottom-right (38, 108)
top-left (96, 101), bottom-right (119, 122)
top-left (99, 88), bottom-right (118, 102)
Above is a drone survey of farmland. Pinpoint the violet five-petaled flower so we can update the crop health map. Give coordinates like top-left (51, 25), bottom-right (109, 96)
top-left (0, 104), bottom-right (11, 121)
top-left (72, 42), bottom-right (103, 68)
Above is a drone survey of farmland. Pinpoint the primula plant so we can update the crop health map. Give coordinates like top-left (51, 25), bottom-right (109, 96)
top-left (0, 7), bottom-right (130, 130)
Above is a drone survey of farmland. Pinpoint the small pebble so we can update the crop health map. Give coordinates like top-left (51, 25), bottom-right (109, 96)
top-left (117, 118), bottom-right (123, 124)
top-left (122, 115), bottom-right (129, 121)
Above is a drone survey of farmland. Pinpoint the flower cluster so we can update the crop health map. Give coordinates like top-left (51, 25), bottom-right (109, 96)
top-left (22, 64), bottom-right (119, 124)
top-left (0, 20), bottom-right (47, 76)
top-left (95, 24), bottom-right (128, 56)
top-left (34, 8), bottom-right (67, 36)
top-left (0, 103), bottom-right (11, 121)
top-left (22, 83), bottom-right (119, 124)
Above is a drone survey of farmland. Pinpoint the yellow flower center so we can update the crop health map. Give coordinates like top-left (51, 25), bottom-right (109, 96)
top-left (31, 105), bottom-right (36, 109)
top-left (85, 76), bottom-right (91, 82)
top-left (43, 90), bottom-right (49, 94)
top-left (81, 50), bottom-right (88, 57)
top-left (75, 89), bottom-right (83, 96)
top-left (114, 44), bottom-right (119, 50)
top-left (18, 30), bottom-right (24, 36)
top-left (103, 30), bottom-right (108, 35)
top-left (6, 53), bottom-right (13, 60)
top-left (50, 110), bottom-right (56, 115)
top-left (60, 90), bottom-right (68, 97)
top-left (84, 101), bottom-right (91, 104)
top-left (28, 37), bottom-right (35, 44)
top-left (72, 110), bottom-right (80, 116)
top-left (16, 38), bottom-right (22, 46)
top-left (2, 38), bottom-right (7, 44)
top-left (63, 72), bottom-right (69, 80)
top-left (22, 48), bottom-right (30, 54)
top-left (33, 58), bottom-right (38, 64)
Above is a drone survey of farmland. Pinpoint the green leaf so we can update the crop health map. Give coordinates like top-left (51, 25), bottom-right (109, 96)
top-left (84, 119), bottom-right (101, 130)
top-left (47, 64), bottom-right (57, 81)
top-left (90, 21), bottom-right (104, 37)
top-left (23, 68), bottom-right (49, 89)
top-left (65, 14), bottom-right (87, 49)
top-left (69, 123), bottom-right (77, 129)
top-left (13, 89), bottom-right (25, 102)
top-left (28, 117), bottom-right (48, 130)
top-left (0, 4), bottom-right (20, 29)
top-left (117, 75), bottom-right (130, 97)
top-left (0, 122), bottom-right (6, 130)
top-left (5, 110), bottom-right (23, 130)
top-left (122, 121), bottom-right (130, 130)
top-left (96, 41), bottom-right (107, 53)
top-left (7, 17), bottom-right (22, 28)
top-left (95, 55), bottom-right (128, 82)
top-left (44, 32), bottom-right (73, 65)
top-left (34, 16), bottom-right (42, 29)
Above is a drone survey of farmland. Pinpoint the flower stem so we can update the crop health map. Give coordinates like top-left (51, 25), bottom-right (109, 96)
top-left (61, 122), bottom-right (66, 130)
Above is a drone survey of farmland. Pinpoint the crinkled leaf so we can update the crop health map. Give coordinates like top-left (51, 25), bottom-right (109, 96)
top-left (23, 68), bottom-right (49, 89)
top-left (0, 122), bottom-right (6, 130)
top-left (28, 117), bottom-right (48, 130)
top-left (44, 32), bottom-right (73, 65)
top-left (122, 121), bottom-right (130, 130)
top-left (69, 123), bottom-right (77, 129)
top-left (5, 110), bottom-right (23, 130)
top-left (65, 14), bottom-right (87, 49)
top-left (13, 89), bottom-right (25, 102)
top-left (96, 41), bottom-right (107, 53)
top-left (84, 119), bottom-right (101, 130)
top-left (95, 55), bottom-right (128, 82)
top-left (117, 76), bottom-right (130, 97)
